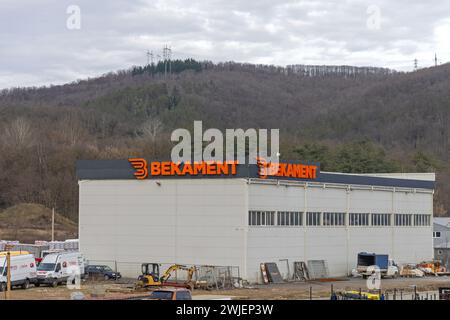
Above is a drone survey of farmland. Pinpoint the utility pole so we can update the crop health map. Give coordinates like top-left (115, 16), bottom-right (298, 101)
top-left (4, 245), bottom-right (13, 300)
top-left (51, 207), bottom-right (55, 242)
top-left (414, 58), bottom-right (418, 71)
top-left (435, 53), bottom-right (438, 67)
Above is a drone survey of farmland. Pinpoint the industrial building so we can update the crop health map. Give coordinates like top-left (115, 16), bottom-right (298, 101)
top-left (433, 218), bottom-right (450, 269)
top-left (77, 160), bottom-right (434, 283)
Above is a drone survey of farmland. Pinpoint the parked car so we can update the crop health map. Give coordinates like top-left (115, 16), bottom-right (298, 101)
top-left (0, 253), bottom-right (37, 291)
top-left (85, 265), bottom-right (121, 280)
top-left (147, 288), bottom-right (192, 300)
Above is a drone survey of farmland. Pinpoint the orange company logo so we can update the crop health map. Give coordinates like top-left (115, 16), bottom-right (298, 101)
top-left (129, 158), bottom-right (318, 180)
top-left (129, 158), bottom-right (148, 179)
top-left (256, 157), bottom-right (318, 180)
top-left (129, 158), bottom-right (238, 179)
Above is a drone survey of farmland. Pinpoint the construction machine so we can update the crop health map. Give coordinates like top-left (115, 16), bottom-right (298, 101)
top-left (417, 261), bottom-right (447, 275)
top-left (136, 263), bottom-right (196, 289)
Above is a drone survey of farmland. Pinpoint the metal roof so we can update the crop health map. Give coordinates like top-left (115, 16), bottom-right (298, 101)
top-left (434, 218), bottom-right (450, 228)
top-left (76, 160), bottom-right (435, 190)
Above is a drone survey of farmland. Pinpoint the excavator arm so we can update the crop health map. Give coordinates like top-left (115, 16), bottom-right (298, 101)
top-left (161, 264), bottom-right (196, 283)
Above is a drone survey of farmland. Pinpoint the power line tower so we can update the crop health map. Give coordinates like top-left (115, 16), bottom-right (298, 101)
top-left (414, 58), bottom-right (418, 71)
top-left (146, 50), bottom-right (153, 66)
top-left (162, 45), bottom-right (173, 78)
top-left (168, 47), bottom-right (172, 75)
top-left (162, 45), bottom-right (168, 78)
top-left (435, 53), bottom-right (438, 67)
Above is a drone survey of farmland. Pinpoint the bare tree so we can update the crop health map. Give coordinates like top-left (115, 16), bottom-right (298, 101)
top-left (140, 117), bottom-right (164, 143)
top-left (2, 117), bottom-right (35, 148)
top-left (61, 113), bottom-right (86, 147)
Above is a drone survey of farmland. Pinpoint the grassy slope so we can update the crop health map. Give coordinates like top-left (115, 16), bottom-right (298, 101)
top-left (0, 203), bottom-right (77, 243)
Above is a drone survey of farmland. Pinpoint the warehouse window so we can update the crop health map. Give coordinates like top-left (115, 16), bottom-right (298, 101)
top-left (394, 214), bottom-right (412, 226)
top-left (248, 211), bottom-right (275, 226)
top-left (306, 212), bottom-right (321, 226)
top-left (433, 232), bottom-right (441, 238)
top-left (414, 214), bottom-right (431, 226)
top-left (349, 213), bottom-right (369, 226)
top-left (277, 211), bottom-right (302, 226)
top-left (371, 214), bottom-right (391, 226)
top-left (323, 212), bottom-right (345, 226)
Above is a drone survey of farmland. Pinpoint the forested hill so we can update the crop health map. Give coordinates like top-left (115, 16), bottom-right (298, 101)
top-left (0, 60), bottom-right (449, 220)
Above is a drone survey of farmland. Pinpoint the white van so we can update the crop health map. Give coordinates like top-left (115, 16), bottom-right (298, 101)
top-left (36, 251), bottom-right (85, 287)
top-left (0, 254), bottom-right (37, 291)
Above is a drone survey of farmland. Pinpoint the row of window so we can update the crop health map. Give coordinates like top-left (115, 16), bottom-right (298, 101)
top-left (278, 211), bottom-right (302, 226)
top-left (248, 211), bottom-right (431, 227)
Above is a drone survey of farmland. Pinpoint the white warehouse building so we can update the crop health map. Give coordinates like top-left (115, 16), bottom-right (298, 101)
top-left (77, 160), bottom-right (434, 283)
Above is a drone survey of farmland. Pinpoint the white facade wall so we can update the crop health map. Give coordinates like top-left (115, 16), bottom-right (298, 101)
top-left (79, 179), bottom-right (248, 277)
top-left (79, 178), bottom-right (433, 282)
top-left (247, 182), bottom-right (433, 283)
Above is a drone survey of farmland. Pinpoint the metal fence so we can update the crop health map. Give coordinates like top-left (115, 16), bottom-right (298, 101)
top-left (84, 260), bottom-right (241, 289)
top-left (323, 285), bottom-right (444, 300)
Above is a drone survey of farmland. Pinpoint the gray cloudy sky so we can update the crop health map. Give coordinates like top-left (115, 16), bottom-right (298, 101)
top-left (1, 0), bottom-right (449, 88)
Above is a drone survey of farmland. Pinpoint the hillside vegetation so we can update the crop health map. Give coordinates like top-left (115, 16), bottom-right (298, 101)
top-left (0, 60), bottom-right (448, 220)
top-left (0, 203), bottom-right (78, 242)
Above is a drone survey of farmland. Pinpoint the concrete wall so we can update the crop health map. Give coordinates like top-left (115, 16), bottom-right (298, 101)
top-left (246, 183), bottom-right (433, 283)
top-left (79, 179), bottom-right (248, 277)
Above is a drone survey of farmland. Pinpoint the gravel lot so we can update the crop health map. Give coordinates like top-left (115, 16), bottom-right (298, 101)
top-left (1, 276), bottom-right (449, 300)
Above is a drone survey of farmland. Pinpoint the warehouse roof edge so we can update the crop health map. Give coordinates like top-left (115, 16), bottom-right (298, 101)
top-left (76, 160), bottom-right (435, 190)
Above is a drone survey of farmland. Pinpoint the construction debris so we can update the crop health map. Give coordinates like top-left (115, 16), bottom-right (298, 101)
top-left (399, 264), bottom-right (425, 277)
top-left (417, 261), bottom-right (447, 275)
top-left (439, 287), bottom-right (450, 300)
top-left (194, 265), bottom-right (240, 290)
top-left (279, 259), bottom-right (290, 280)
top-left (264, 263), bottom-right (284, 284)
top-left (292, 262), bottom-right (309, 281)
top-left (260, 263), bottom-right (269, 284)
top-left (307, 260), bottom-right (329, 280)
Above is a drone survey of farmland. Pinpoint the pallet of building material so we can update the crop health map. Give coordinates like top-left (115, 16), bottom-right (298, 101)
top-left (264, 263), bottom-right (284, 284)
top-left (260, 263), bottom-right (269, 284)
top-left (292, 261), bottom-right (309, 281)
top-left (307, 260), bottom-right (329, 280)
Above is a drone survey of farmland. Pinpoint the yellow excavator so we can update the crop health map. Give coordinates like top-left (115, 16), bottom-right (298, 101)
top-left (136, 263), bottom-right (196, 289)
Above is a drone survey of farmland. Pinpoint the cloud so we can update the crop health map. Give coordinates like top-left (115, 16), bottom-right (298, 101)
top-left (0, 0), bottom-right (448, 88)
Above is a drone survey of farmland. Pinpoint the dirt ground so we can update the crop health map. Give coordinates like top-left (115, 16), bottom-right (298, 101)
top-left (1, 276), bottom-right (450, 300)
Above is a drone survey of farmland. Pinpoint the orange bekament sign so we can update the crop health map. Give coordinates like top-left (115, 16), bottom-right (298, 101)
top-left (128, 158), bottom-right (318, 180)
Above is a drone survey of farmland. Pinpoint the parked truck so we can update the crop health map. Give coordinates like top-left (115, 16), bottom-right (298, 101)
top-left (0, 253), bottom-right (37, 291)
top-left (36, 251), bottom-right (85, 287)
top-left (356, 252), bottom-right (399, 278)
